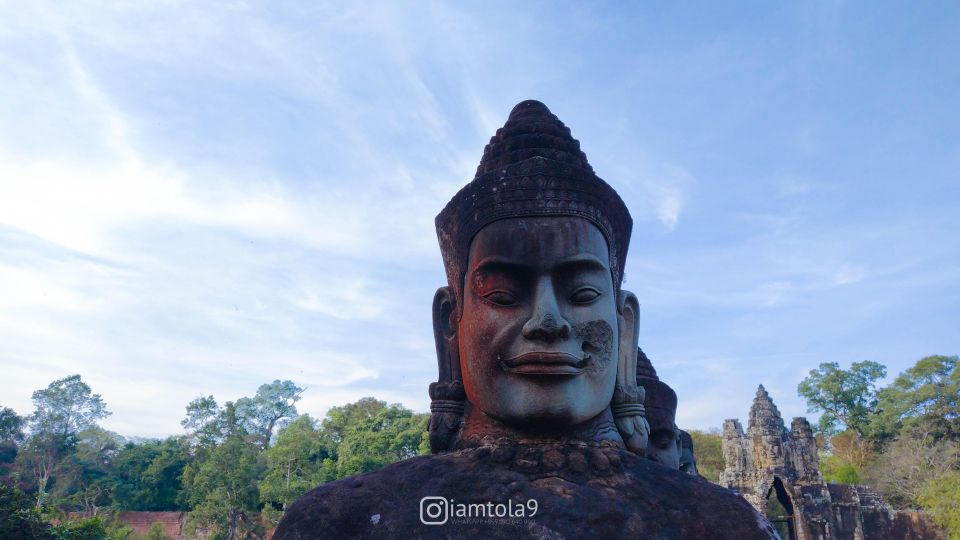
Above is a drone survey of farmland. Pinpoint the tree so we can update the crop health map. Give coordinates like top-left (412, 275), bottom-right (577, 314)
top-left (918, 470), bottom-right (960, 540)
top-left (18, 375), bottom-right (110, 507)
top-left (320, 397), bottom-right (392, 451)
top-left (111, 437), bottom-right (189, 511)
top-left (144, 522), bottom-right (172, 540)
top-left (0, 407), bottom-right (25, 484)
top-left (181, 396), bottom-right (223, 447)
top-left (334, 403), bottom-right (429, 478)
top-left (0, 407), bottom-right (25, 444)
top-left (829, 430), bottom-right (874, 471)
top-left (820, 429), bottom-right (874, 484)
top-left (259, 415), bottom-right (335, 511)
top-left (235, 380), bottom-right (304, 448)
top-left (0, 483), bottom-right (52, 539)
top-left (54, 427), bottom-right (120, 516)
top-left (29, 375), bottom-right (109, 439)
top-left (871, 355), bottom-right (959, 444)
top-left (686, 429), bottom-right (724, 483)
top-left (820, 454), bottom-right (861, 484)
top-left (181, 435), bottom-right (264, 540)
top-left (797, 361), bottom-right (886, 436)
top-left (863, 432), bottom-right (960, 508)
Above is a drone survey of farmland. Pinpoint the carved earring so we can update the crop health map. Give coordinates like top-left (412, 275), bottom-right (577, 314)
top-left (428, 287), bottom-right (466, 453)
top-left (611, 292), bottom-right (650, 456)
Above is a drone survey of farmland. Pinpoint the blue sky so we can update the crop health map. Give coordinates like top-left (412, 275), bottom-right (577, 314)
top-left (1, 1), bottom-right (957, 438)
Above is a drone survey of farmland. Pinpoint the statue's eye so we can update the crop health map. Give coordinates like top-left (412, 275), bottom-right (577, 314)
top-left (570, 287), bottom-right (600, 304)
top-left (483, 291), bottom-right (517, 306)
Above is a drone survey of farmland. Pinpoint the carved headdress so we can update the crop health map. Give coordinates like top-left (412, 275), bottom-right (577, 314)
top-left (429, 100), bottom-right (647, 454)
top-left (636, 348), bottom-right (678, 430)
top-left (435, 100), bottom-right (633, 308)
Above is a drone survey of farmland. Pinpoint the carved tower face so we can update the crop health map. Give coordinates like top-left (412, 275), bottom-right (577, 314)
top-left (458, 216), bottom-right (621, 428)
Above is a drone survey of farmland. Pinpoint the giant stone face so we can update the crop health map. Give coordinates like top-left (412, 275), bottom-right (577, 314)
top-left (458, 216), bottom-right (619, 429)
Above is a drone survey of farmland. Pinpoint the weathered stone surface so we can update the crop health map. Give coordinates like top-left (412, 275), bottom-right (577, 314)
top-left (721, 385), bottom-right (945, 540)
top-left (277, 100), bottom-right (781, 538)
top-left (275, 442), bottom-right (777, 539)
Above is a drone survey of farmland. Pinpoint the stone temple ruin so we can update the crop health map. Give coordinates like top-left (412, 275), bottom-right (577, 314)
top-left (720, 385), bottom-right (943, 540)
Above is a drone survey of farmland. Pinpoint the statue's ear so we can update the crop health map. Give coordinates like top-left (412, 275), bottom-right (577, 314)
top-left (432, 286), bottom-right (458, 375)
top-left (613, 290), bottom-right (648, 455)
top-left (618, 290), bottom-right (640, 361)
top-left (428, 287), bottom-right (464, 453)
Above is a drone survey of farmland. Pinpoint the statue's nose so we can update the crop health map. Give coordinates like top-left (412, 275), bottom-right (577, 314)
top-left (521, 277), bottom-right (571, 342)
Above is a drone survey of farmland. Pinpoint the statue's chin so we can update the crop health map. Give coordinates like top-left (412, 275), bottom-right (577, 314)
top-left (478, 396), bottom-right (608, 433)
top-left (490, 409), bottom-right (592, 432)
top-left (466, 370), bottom-right (615, 433)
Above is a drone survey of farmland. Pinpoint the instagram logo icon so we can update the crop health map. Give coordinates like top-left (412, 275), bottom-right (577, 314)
top-left (419, 496), bottom-right (448, 525)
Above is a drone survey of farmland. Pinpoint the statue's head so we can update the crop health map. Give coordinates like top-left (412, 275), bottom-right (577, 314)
top-left (429, 100), bottom-right (648, 452)
top-left (636, 349), bottom-right (680, 468)
top-left (679, 429), bottom-right (699, 475)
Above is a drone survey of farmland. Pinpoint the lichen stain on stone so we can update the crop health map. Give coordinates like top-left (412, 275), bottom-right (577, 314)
top-left (572, 320), bottom-right (613, 373)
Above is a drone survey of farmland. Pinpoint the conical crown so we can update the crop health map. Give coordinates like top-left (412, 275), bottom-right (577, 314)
top-left (635, 348), bottom-right (677, 429)
top-left (636, 348), bottom-right (659, 380)
top-left (436, 100), bottom-right (633, 306)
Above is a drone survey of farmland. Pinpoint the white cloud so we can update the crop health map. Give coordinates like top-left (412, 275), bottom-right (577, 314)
top-left (833, 264), bottom-right (865, 286)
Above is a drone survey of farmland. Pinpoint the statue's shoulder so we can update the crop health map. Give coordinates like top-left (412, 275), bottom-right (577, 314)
top-left (618, 452), bottom-right (779, 539)
top-left (274, 450), bottom-right (779, 539)
top-left (273, 452), bottom-right (478, 539)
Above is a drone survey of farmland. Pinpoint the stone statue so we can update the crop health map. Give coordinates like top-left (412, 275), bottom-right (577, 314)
top-left (274, 100), bottom-right (779, 539)
top-left (636, 349), bottom-right (700, 476)
top-left (636, 347), bottom-right (681, 469)
top-left (679, 430), bottom-right (699, 476)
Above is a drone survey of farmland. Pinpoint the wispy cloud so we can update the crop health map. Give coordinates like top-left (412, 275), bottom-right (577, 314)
top-left (1, 1), bottom-right (957, 438)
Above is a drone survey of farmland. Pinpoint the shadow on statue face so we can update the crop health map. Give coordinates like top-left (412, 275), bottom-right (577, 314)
top-left (457, 217), bottom-right (620, 429)
top-left (648, 424), bottom-right (681, 469)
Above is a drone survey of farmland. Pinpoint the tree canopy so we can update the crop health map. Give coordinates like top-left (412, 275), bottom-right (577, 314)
top-left (871, 355), bottom-right (960, 443)
top-left (797, 360), bottom-right (886, 435)
top-left (29, 375), bottom-right (110, 439)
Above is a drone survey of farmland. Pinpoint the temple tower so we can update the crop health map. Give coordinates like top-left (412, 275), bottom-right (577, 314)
top-left (720, 385), bottom-right (943, 540)
top-left (722, 385), bottom-right (828, 539)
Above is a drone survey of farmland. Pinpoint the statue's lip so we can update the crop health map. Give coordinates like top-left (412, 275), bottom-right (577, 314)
top-left (500, 351), bottom-right (588, 376)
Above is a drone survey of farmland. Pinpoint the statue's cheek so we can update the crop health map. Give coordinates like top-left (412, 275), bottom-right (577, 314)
top-left (573, 320), bottom-right (614, 374)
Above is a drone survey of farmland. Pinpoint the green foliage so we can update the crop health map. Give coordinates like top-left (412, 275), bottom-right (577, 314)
top-left (863, 432), bottom-right (960, 508)
top-left (181, 435), bottom-right (264, 539)
top-left (111, 438), bottom-right (189, 511)
top-left (871, 355), bottom-right (959, 444)
top-left (686, 429), bottom-right (724, 483)
top-left (797, 360), bottom-right (886, 435)
top-left (234, 380), bottom-right (304, 449)
top-left (0, 483), bottom-right (53, 539)
top-left (50, 515), bottom-right (109, 540)
top-left (0, 406), bottom-right (26, 444)
top-left (918, 470), bottom-right (960, 540)
top-left (16, 375), bottom-right (112, 508)
top-left (820, 454), bottom-right (861, 484)
top-left (181, 396), bottom-right (222, 447)
top-left (52, 427), bottom-right (121, 515)
top-left (30, 375), bottom-right (110, 439)
top-left (259, 415), bottom-right (334, 510)
top-left (0, 407), bottom-right (21, 479)
top-left (818, 430), bottom-right (873, 486)
top-left (333, 403), bottom-right (429, 478)
top-left (321, 397), bottom-right (391, 450)
top-left (140, 522), bottom-right (171, 540)
top-left (796, 353), bottom-right (960, 531)
top-left (2, 375), bottom-right (437, 532)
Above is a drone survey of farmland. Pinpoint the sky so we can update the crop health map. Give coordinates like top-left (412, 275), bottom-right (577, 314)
top-left (0, 1), bottom-right (957, 439)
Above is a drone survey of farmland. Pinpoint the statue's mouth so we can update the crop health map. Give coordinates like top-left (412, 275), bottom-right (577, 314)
top-left (500, 351), bottom-right (590, 376)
